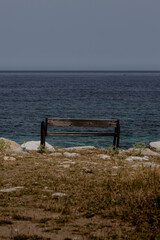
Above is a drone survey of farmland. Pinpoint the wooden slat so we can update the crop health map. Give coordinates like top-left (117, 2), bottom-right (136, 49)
top-left (47, 118), bottom-right (118, 128)
top-left (47, 132), bottom-right (116, 137)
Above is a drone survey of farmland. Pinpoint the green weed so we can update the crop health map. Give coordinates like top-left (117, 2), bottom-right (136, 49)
top-left (132, 142), bottom-right (147, 156)
top-left (38, 144), bottom-right (46, 153)
top-left (132, 142), bottom-right (147, 149)
top-left (0, 139), bottom-right (10, 152)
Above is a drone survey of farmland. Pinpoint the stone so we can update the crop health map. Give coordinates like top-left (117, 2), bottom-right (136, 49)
top-left (0, 138), bottom-right (20, 151)
top-left (141, 148), bottom-right (160, 156)
top-left (11, 147), bottom-right (29, 155)
top-left (4, 156), bottom-right (16, 161)
top-left (63, 152), bottom-right (81, 157)
top-left (112, 166), bottom-right (119, 169)
top-left (49, 152), bottom-right (62, 157)
top-left (96, 154), bottom-right (110, 159)
top-left (52, 192), bottom-right (67, 197)
top-left (62, 146), bottom-right (96, 151)
top-left (21, 141), bottom-right (55, 151)
top-left (62, 160), bottom-right (76, 165)
top-left (149, 141), bottom-right (160, 152)
top-left (127, 148), bottom-right (146, 153)
top-left (61, 164), bottom-right (70, 168)
top-left (125, 156), bottom-right (149, 161)
top-left (141, 162), bottom-right (160, 167)
top-left (0, 186), bottom-right (24, 193)
top-left (133, 162), bottom-right (160, 168)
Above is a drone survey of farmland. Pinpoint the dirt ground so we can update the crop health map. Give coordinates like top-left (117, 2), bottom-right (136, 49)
top-left (0, 147), bottom-right (160, 240)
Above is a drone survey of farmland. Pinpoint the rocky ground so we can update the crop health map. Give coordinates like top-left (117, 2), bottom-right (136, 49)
top-left (0, 138), bottom-right (160, 240)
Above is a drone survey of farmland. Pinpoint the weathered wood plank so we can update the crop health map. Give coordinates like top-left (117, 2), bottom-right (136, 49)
top-left (47, 118), bottom-right (118, 128)
top-left (47, 132), bottom-right (116, 137)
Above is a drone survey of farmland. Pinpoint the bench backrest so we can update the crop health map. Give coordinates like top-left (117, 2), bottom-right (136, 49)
top-left (46, 118), bottom-right (118, 128)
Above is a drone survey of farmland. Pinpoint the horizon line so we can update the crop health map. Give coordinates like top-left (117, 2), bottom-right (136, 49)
top-left (1, 70), bottom-right (160, 73)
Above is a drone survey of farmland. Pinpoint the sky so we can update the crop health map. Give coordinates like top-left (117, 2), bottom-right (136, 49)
top-left (0, 0), bottom-right (160, 71)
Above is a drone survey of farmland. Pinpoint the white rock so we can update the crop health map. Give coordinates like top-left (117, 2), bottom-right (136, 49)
top-left (96, 154), bottom-right (110, 160)
top-left (11, 147), bottom-right (26, 154)
top-left (52, 192), bottom-right (67, 197)
top-left (125, 156), bottom-right (149, 161)
top-left (133, 162), bottom-right (160, 168)
top-left (62, 160), bottom-right (76, 164)
top-left (141, 148), bottom-right (160, 156)
top-left (128, 148), bottom-right (139, 152)
top-left (49, 152), bottom-right (62, 157)
top-left (0, 186), bottom-right (24, 193)
top-left (62, 146), bottom-right (96, 151)
top-left (142, 162), bottom-right (160, 167)
top-left (21, 141), bottom-right (55, 151)
top-left (63, 152), bottom-right (80, 157)
top-left (149, 141), bottom-right (160, 152)
top-left (4, 156), bottom-right (16, 161)
top-left (61, 164), bottom-right (70, 168)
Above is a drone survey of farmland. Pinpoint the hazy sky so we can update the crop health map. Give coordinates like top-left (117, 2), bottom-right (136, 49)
top-left (0, 0), bottom-right (160, 71)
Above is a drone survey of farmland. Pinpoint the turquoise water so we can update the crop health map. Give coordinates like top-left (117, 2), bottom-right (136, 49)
top-left (1, 71), bottom-right (160, 149)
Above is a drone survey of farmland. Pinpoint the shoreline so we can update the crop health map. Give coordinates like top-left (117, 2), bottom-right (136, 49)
top-left (1, 137), bottom-right (160, 154)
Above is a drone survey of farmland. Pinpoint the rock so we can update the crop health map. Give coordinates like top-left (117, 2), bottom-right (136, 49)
top-left (63, 152), bottom-right (81, 157)
top-left (96, 154), bottom-right (110, 160)
top-left (52, 192), bottom-right (67, 197)
top-left (133, 162), bottom-right (160, 168)
top-left (61, 164), bottom-right (70, 168)
top-left (0, 138), bottom-right (20, 151)
top-left (21, 141), bottom-right (55, 151)
top-left (4, 156), bottom-right (16, 161)
top-left (141, 148), bottom-right (160, 156)
top-left (64, 160), bottom-right (76, 164)
top-left (0, 186), bottom-right (24, 193)
top-left (11, 147), bottom-right (28, 154)
top-left (149, 141), bottom-right (160, 152)
top-left (128, 148), bottom-right (139, 152)
top-left (125, 156), bottom-right (149, 161)
top-left (112, 166), bottom-right (119, 169)
top-left (127, 148), bottom-right (145, 153)
top-left (62, 146), bottom-right (96, 151)
top-left (141, 162), bottom-right (160, 167)
top-left (49, 152), bottom-right (62, 157)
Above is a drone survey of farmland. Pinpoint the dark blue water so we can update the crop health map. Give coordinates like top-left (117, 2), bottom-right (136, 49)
top-left (1, 71), bottom-right (160, 149)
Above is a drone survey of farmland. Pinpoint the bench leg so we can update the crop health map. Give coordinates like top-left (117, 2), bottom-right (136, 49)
top-left (41, 121), bottom-right (46, 147)
top-left (113, 124), bottom-right (120, 149)
top-left (113, 135), bottom-right (116, 150)
top-left (116, 124), bottom-right (120, 148)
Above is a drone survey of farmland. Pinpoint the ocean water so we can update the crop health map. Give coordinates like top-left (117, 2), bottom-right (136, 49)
top-left (0, 71), bottom-right (160, 149)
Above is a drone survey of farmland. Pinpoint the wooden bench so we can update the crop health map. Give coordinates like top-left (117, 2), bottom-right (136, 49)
top-left (41, 118), bottom-right (120, 149)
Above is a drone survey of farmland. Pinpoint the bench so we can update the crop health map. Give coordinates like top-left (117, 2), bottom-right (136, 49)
top-left (40, 118), bottom-right (120, 149)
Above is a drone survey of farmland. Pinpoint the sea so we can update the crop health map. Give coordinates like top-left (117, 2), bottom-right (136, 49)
top-left (0, 71), bottom-right (160, 149)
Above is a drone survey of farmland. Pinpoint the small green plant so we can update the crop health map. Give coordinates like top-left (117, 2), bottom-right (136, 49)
top-left (0, 139), bottom-right (10, 152)
top-left (132, 142), bottom-right (147, 149)
top-left (132, 142), bottom-right (147, 156)
top-left (38, 144), bottom-right (46, 153)
top-left (108, 145), bottom-right (119, 155)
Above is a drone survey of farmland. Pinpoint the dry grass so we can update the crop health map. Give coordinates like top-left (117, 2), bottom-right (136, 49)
top-left (0, 147), bottom-right (160, 239)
